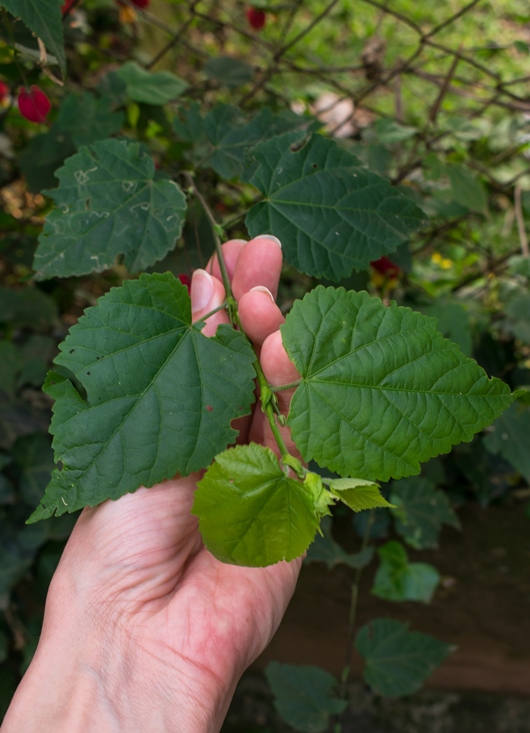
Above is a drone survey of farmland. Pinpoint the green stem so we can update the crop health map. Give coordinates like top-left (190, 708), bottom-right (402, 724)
top-left (339, 510), bottom-right (375, 699)
top-left (191, 301), bottom-right (228, 325)
top-left (182, 172), bottom-right (299, 472)
top-left (271, 380), bottom-right (302, 392)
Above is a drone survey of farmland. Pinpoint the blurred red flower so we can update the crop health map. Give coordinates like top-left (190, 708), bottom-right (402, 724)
top-left (17, 86), bottom-right (51, 123)
top-left (246, 6), bottom-right (266, 30)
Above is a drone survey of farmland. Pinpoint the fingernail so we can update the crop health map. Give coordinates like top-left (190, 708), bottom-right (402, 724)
top-left (191, 269), bottom-right (214, 313)
top-left (229, 239), bottom-right (248, 245)
top-left (256, 234), bottom-right (282, 249)
top-left (250, 285), bottom-right (275, 303)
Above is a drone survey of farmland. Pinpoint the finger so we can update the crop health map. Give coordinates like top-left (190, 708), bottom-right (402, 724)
top-left (190, 269), bottom-right (229, 337)
top-left (232, 235), bottom-right (283, 301)
top-left (238, 286), bottom-right (285, 346)
top-left (260, 330), bottom-right (300, 413)
top-left (207, 239), bottom-right (247, 281)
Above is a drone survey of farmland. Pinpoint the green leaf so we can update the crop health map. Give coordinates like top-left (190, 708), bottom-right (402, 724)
top-left (265, 662), bottom-right (347, 733)
top-left (0, 341), bottom-right (22, 397)
top-left (447, 164), bottom-right (488, 216)
top-left (374, 119), bottom-right (418, 144)
top-left (329, 477), bottom-right (394, 511)
top-left (390, 477), bottom-right (460, 550)
top-left (484, 403), bottom-right (530, 482)
top-left (0, 0), bottom-right (65, 75)
top-left (33, 139), bottom-right (188, 279)
top-left (117, 62), bottom-right (188, 105)
top-left (193, 443), bottom-right (320, 567)
top-left (203, 56), bottom-right (253, 88)
top-left (246, 133), bottom-right (426, 280)
top-left (305, 516), bottom-right (374, 569)
top-left (371, 540), bottom-right (440, 603)
top-left (281, 287), bottom-right (513, 481)
top-left (28, 273), bottom-right (256, 522)
top-left (356, 618), bottom-right (453, 696)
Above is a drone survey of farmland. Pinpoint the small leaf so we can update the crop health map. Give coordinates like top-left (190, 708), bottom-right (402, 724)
top-left (28, 273), bottom-right (256, 522)
top-left (12, 433), bottom-right (54, 506)
top-left (420, 299), bottom-right (472, 357)
top-left (0, 0), bottom-right (65, 75)
top-left (390, 477), bottom-right (460, 550)
top-left (329, 477), bottom-right (394, 511)
top-left (55, 92), bottom-right (125, 148)
top-left (117, 62), bottom-right (188, 105)
top-left (193, 443), bottom-right (321, 567)
top-left (33, 139), bottom-right (187, 279)
top-left (355, 618), bottom-right (453, 696)
top-left (0, 286), bottom-right (57, 328)
top-left (371, 540), bottom-right (440, 603)
top-left (265, 662), bottom-right (347, 733)
top-left (246, 133), bottom-right (426, 280)
top-left (305, 516), bottom-right (374, 569)
top-left (281, 286), bottom-right (513, 481)
top-left (484, 403), bottom-right (530, 482)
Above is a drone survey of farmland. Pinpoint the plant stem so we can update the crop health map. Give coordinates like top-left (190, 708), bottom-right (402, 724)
top-left (339, 510), bottom-right (375, 699)
top-left (271, 380), bottom-right (302, 392)
top-left (191, 301), bottom-right (228, 325)
top-left (182, 172), bottom-right (299, 469)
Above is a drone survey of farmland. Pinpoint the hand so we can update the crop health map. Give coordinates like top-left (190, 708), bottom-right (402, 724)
top-left (1, 235), bottom-right (302, 733)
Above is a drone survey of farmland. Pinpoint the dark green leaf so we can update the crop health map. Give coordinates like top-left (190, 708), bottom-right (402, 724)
top-left (201, 104), bottom-right (316, 181)
top-left (356, 618), bottom-right (453, 696)
top-left (265, 662), bottom-right (347, 733)
top-left (447, 164), bottom-right (488, 216)
top-left (19, 128), bottom-right (76, 193)
top-left (329, 477), bottom-right (394, 511)
top-left (484, 403), bottom-right (530, 482)
top-left (420, 299), bottom-right (472, 357)
top-left (390, 477), bottom-right (460, 549)
top-left (0, 0), bottom-right (65, 74)
top-left (203, 56), bottom-right (253, 88)
top-left (13, 433), bottom-right (54, 506)
top-left (246, 133), bottom-right (426, 280)
top-left (28, 274), bottom-right (256, 522)
top-left (193, 443), bottom-right (320, 567)
top-left (374, 119), bottom-right (417, 144)
top-left (0, 341), bottom-right (22, 397)
top-left (56, 92), bottom-right (125, 148)
top-left (0, 547), bottom-right (32, 595)
top-left (282, 287), bottom-right (513, 481)
top-left (371, 540), bottom-right (440, 603)
top-left (504, 293), bottom-right (530, 343)
top-left (33, 139), bottom-right (188, 279)
top-left (0, 287), bottom-right (57, 328)
top-left (117, 62), bottom-right (188, 105)
top-left (305, 516), bottom-right (374, 569)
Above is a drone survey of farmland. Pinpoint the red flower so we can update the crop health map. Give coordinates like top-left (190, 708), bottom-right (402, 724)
top-left (177, 273), bottom-right (191, 292)
top-left (17, 86), bottom-right (51, 123)
top-left (0, 81), bottom-right (9, 103)
top-left (61, 0), bottom-right (78, 14)
top-left (370, 256), bottom-right (401, 277)
top-left (246, 6), bottom-right (266, 30)
top-left (130, 0), bottom-right (150, 7)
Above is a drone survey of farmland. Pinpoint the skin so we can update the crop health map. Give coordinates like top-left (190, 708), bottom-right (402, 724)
top-left (1, 236), bottom-right (302, 733)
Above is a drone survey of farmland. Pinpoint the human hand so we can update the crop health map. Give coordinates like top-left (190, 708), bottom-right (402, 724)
top-left (1, 235), bottom-right (302, 733)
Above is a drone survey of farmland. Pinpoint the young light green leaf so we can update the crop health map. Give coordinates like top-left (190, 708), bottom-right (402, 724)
top-left (371, 540), bottom-right (440, 603)
top-left (390, 477), bottom-right (460, 550)
top-left (281, 286), bottom-right (514, 481)
top-left (193, 443), bottom-right (321, 567)
top-left (28, 274), bottom-right (256, 523)
top-left (265, 662), bottom-right (347, 733)
top-left (305, 516), bottom-right (374, 569)
top-left (0, 0), bottom-right (65, 75)
top-left (484, 403), bottom-right (530, 482)
top-left (246, 132), bottom-right (426, 280)
top-left (355, 618), bottom-right (453, 696)
top-left (117, 62), bottom-right (188, 105)
top-left (33, 139), bottom-right (187, 279)
top-left (329, 477), bottom-right (394, 511)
